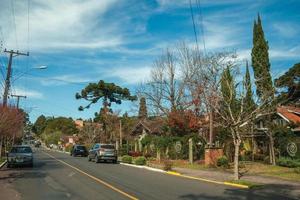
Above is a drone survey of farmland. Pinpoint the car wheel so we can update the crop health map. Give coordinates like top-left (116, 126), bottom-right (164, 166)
top-left (113, 160), bottom-right (117, 164)
top-left (95, 155), bottom-right (100, 163)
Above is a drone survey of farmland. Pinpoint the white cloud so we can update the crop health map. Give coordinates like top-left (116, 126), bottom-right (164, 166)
top-left (103, 66), bottom-right (152, 84)
top-left (0, 87), bottom-right (44, 99)
top-left (273, 22), bottom-right (299, 38)
top-left (40, 74), bottom-right (95, 86)
top-left (0, 0), bottom-right (121, 51)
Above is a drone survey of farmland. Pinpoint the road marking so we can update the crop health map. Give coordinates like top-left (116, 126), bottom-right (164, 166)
top-left (43, 151), bottom-right (139, 200)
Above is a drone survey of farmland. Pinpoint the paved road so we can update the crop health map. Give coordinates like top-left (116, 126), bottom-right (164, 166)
top-left (0, 148), bottom-right (299, 200)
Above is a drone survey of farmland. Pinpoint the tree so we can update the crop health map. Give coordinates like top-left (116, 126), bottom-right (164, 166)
top-left (43, 117), bottom-right (78, 136)
top-left (251, 14), bottom-right (274, 102)
top-left (275, 63), bottom-right (300, 105)
top-left (0, 105), bottom-right (24, 158)
top-left (251, 14), bottom-right (276, 165)
top-left (138, 49), bottom-right (187, 116)
top-left (32, 115), bottom-right (47, 136)
top-left (76, 80), bottom-right (137, 137)
top-left (215, 64), bottom-right (274, 180)
top-left (244, 61), bottom-right (255, 111)
top-left (138, 97), bottom-right (147, 119)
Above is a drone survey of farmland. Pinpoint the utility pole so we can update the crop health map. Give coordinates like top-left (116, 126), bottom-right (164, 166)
top-left (11, 94), bottom-right (26, 108)
top-left (119, 120), bottom-right (122, 147)
top-left (2, 49), bottom-right (29, 106)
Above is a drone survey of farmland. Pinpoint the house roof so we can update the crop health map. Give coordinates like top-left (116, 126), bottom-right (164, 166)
top-left (131, 118), bottom-right (165, 136)
top-left (277, 106), bottom-right (300, 124)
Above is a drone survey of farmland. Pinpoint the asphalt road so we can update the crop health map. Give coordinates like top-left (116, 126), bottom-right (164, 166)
top-left (0, 148), bottom-right (299, 200)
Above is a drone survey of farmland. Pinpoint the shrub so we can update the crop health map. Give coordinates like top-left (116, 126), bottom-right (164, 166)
top-left (294, 167), bottom-right (300, 174)
top-left (65, 144), bottom-right (73, 153)
top-left (217, 156), bottom-right (229, 168)
top-left (128, 151), bottom-right (142, 157)
top-left (134, 156), bottom-right (146, 165)
top-left (122, 155), bottom-right (133, 164)
top-left (263, 156), bottom-right (270, 164)
top-left (144, 152), bottom-right (152, 158)
top-left (163, 160), bottom-right (173, 171)
top-left (277, 157), bottom-right (300, 168)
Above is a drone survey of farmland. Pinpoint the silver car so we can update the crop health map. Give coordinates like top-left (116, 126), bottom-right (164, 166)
top-left (88, 144), bottom-right (117, 163)
top-left (7, 145), bottom-right (33, 167)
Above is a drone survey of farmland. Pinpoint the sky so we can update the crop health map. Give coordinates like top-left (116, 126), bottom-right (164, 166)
top-left (0, 0), bottom-right (299, 122)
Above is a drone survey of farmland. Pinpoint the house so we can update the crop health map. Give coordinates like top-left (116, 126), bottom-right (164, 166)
top-left (130, 118), bottom-right (164, 151)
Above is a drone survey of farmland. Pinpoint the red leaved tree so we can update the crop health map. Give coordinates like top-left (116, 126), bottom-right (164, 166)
top-left (0, 105), bottom-right (24, 158)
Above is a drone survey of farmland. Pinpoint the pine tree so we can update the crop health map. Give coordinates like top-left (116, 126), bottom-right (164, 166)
top-left (251, 14), bottom-right (274, 102)
top-left (244, 61), bottom-right (255, 111)
top-left (138, 97), bottom-right (147, 119)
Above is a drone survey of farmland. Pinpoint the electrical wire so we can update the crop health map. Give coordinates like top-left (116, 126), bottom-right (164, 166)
top-left (189, 0), bottom-right (199, 52)
top-left (10, 0), bottom-right (18, 49)
top-left (195, 0), bottom-right (207, 55)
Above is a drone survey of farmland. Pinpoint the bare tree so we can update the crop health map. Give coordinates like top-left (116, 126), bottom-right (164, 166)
top-left (214, 63), bottom-right (275, 180)
top-left (138, 49), bottom-right (188, 117)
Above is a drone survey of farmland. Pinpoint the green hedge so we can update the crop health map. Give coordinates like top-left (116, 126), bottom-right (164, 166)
top-left (134, 156), bottom-right (146, 165)
top-left (122, 155), bottom-right (133, 164)
top-left (277, 157), bottom-right (300, 168)
top-left (217, 156), bottom-right (229, 168)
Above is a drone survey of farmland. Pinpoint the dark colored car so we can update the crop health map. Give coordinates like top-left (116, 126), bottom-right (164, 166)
top-left (88, 143), bottom-right (117, 163)
top-left (70, 145), bottom-right (88, 157)
top-left (7, 145), bottom-right (33, 168)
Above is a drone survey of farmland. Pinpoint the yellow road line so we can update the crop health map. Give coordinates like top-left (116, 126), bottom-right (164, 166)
top-left (166, 171), bottom-right (249, 189)
top-left (43, 151), bottom-right (139, 200)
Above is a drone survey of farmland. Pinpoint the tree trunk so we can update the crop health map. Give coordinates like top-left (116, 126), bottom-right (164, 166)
top-left (233, 140), bottom-right (241, 180)
top-left (157, 149), bottom-right (161, 163)
top-left (0, 136), bottom-right (3, 159)
top-left (209, 110), bottom-right (213, 147)
top-left (269, 135), bottom-right (276, 165)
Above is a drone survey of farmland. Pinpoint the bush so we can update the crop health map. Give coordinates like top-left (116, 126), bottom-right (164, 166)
top-left (65, 144), bottom-right (73, 153)
top-left (122, 155), bottom-right (133, 164)
top-left (277, 157), bottom-right (300, 168)
top-left (294, 167), bottom-right (300, 174)
top-left (163, 160), bottom-right (173, 171)
top-left (128, 151), bottom-right (142, 157)
top-left (134, 156), bottom-right (146, 165)
top-left (217, 156), bottom-right (229, 168)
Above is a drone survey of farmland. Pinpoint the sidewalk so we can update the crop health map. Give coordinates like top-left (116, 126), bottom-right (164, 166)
top-left (174, 167), bottom-right (300, 187)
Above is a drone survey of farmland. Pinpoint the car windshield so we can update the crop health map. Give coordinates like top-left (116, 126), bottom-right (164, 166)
top-left (10, 147), bottom-right (32, 153)
top-left (76, 146), bottom-right (86, 150)
top-left (101, 145), bottom-right (115, 149)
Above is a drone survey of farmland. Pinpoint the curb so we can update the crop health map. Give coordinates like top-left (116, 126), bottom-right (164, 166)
top-left (0, 160), bottom-right (7, 169)
top-left (120, 162), bottom-right (249, 189)
top-left (224, 182), bottom-right (249, 189)
top-left (120, 163), bottom-right (165, 173)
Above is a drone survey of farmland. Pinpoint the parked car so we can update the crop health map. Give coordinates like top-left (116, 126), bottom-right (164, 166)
top-left (88, 143), bottom-right (117, 163)
top-left (70, 145), bottom-right (88, 157)
top-left (7, 145), bottom-right (33, 168)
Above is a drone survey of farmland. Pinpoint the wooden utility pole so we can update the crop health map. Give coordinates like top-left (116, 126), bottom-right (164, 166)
top-left (119, 120), bottom-right (122, 147)
top-left (2, 49), bottom-right (29, 106)
top-left (11, 94), bottom-right (27, 108)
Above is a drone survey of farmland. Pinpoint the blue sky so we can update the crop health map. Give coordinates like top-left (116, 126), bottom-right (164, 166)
top-left (0, 0), bottom-right (299, 122)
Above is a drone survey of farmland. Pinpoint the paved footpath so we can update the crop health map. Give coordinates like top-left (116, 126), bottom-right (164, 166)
top-left (0, 149), bottom-right (299, 200)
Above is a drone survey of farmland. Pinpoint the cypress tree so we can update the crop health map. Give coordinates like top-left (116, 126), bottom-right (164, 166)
top-left (138, 97), bottom-right (147, 119)
top-left (251, 14), bottom-right (274, 102)
top-left (244, 61), bottom-right (255, 111)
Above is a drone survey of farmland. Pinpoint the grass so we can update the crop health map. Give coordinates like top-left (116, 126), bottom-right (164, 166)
top-left (0, 157), bottom-right (6, 165)
top-left (239, 162), bottom-right (300, 182)
top-left (228, 180), bottom-right (263, 189)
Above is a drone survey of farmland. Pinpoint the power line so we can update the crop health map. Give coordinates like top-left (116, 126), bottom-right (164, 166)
top-left (189, 0), bottom-right (199, 52)
top-left (195, 0), bottom-right (207, 55)
top-left (10, 0), bottom-right (18, 49)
